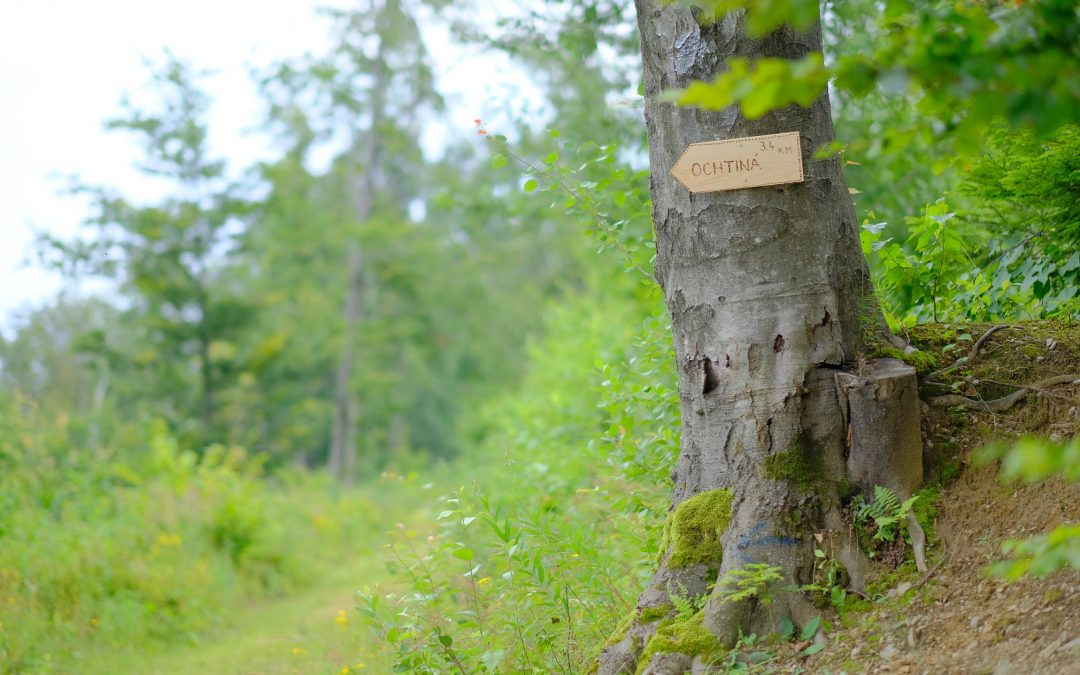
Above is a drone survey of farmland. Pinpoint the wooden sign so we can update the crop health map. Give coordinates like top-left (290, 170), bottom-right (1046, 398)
top-left (671, 131), bottom-right (804, 193)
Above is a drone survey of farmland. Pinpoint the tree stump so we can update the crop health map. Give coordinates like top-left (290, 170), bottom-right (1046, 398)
top-left (835, 358), bottom-right (922, 497)
top-left (835, 358), bottom-right (927, 571)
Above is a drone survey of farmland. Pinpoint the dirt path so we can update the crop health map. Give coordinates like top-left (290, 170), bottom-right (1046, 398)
top-left (96, 562), bottom-right (389, 675)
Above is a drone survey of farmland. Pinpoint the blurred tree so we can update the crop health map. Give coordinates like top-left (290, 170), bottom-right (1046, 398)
top-left (250, 0), bottom-right (442, 479)
top-left (38, 54), bottom-right (250, 445)
top-left (314, 1), bottom-right (445, 480)
top-left (232, 0), bottom-right (649, 474)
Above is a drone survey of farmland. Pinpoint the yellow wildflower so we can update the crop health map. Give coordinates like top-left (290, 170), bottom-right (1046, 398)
top-left (477, 577), bottom-right (491, 586)
top-left (335, 609), bottom-right (349, 626)
top-left (156, 533), bottom-right (182, 547)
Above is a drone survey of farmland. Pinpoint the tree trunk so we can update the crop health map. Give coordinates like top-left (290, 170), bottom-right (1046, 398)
top-left (329, 156), bottom-right (379, 483)
top-left (199, 315), bottom-right (215, 439)
top-left (329, 243), bottom-right (364, 481)
top-left (601, 4), bottom-right (899, 672)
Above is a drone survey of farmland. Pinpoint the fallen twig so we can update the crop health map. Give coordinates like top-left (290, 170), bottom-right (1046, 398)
top-left (911, 556), bottom-right (947, 592)
top-left (926, 324), bottom-right (1009, 381)
top-left (929, 374), bottom-right (1080, 412)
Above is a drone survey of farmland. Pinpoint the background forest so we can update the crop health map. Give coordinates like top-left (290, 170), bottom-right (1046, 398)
top-left (1, 1), bottom-right (1078, 673)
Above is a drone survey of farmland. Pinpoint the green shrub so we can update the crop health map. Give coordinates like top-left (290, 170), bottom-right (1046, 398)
top-left (862, 126), bottom-right (1080, 325)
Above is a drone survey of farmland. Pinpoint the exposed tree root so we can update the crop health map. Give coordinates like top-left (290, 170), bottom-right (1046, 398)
top-left (906, 511), bottom-right (929, 573)
top-left (825, 504), bottom-right (870, 593)
top-left (703, 582), bottom-right (823, 651)
top-left (929, 374), bottom-right (1079, 412)
top-left (971, 324), bottom-right (1009, 359)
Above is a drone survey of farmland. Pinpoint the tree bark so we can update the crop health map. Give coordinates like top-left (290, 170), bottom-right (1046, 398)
top-left (601, 4), bottom-right (892, 671)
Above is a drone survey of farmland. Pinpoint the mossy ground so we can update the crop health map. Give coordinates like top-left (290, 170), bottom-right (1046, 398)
top-left (907, 321), bottom-right (1080, 398)
top-left (871, 345), bottom-right (940, 373)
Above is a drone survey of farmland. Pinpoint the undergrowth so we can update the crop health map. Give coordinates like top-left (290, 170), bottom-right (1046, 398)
top-left (356, 281), bottom-right (679, 673)
top-left (0, 398), bottom-right (390, 673)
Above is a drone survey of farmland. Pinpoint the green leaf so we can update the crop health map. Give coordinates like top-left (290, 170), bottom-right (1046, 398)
top-left (491, 154), bottom-right (507, 168)
top-left (523, 179), bottom-right (538, 193)
top-left (779, 616), bottom-right (795, 641)
top-left (453, 547), bottom-right (475, 561)
top-left (799, 615), bottom-right (821, 641)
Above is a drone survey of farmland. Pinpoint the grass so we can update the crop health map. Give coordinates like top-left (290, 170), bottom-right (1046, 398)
top-left (96, 559), bottom-right (390, 675)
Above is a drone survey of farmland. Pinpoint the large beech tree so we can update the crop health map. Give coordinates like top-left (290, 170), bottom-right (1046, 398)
top-left (600, 3), bottom-right (921, 672)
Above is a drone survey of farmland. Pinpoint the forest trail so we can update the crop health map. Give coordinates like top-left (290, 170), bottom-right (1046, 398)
top-left (94, 559), bottom-right (389, 675)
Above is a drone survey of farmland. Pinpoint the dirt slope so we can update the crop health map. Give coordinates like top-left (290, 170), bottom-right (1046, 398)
top-left (790, 323), bottom-right (1080, 674)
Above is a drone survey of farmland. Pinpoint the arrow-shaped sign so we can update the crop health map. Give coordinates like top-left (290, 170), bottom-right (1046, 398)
top-left (671, 131), bottom-right (804, 193)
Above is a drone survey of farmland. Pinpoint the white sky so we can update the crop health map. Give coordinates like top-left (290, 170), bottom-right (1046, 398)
top-left (0, 0), bottom-right (539, 337)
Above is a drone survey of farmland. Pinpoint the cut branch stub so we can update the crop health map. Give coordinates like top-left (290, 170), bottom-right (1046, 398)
top-left (836, 358), bottom-right (923, 501)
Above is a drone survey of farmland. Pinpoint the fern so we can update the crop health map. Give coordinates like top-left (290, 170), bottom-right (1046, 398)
top-left (715, 563), bottom-right (784, 605)
top-left (668, 582), bottom-right (705, 621)
top-left (854, 485), bottom-right (919, 542)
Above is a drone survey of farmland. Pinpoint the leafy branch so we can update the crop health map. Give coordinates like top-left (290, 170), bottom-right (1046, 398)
top-left (477, 122), bottom-right (653, 280)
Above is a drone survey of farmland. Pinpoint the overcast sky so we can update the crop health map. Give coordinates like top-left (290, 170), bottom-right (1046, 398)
top-left (0, 1), bottom-right (537, 337)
